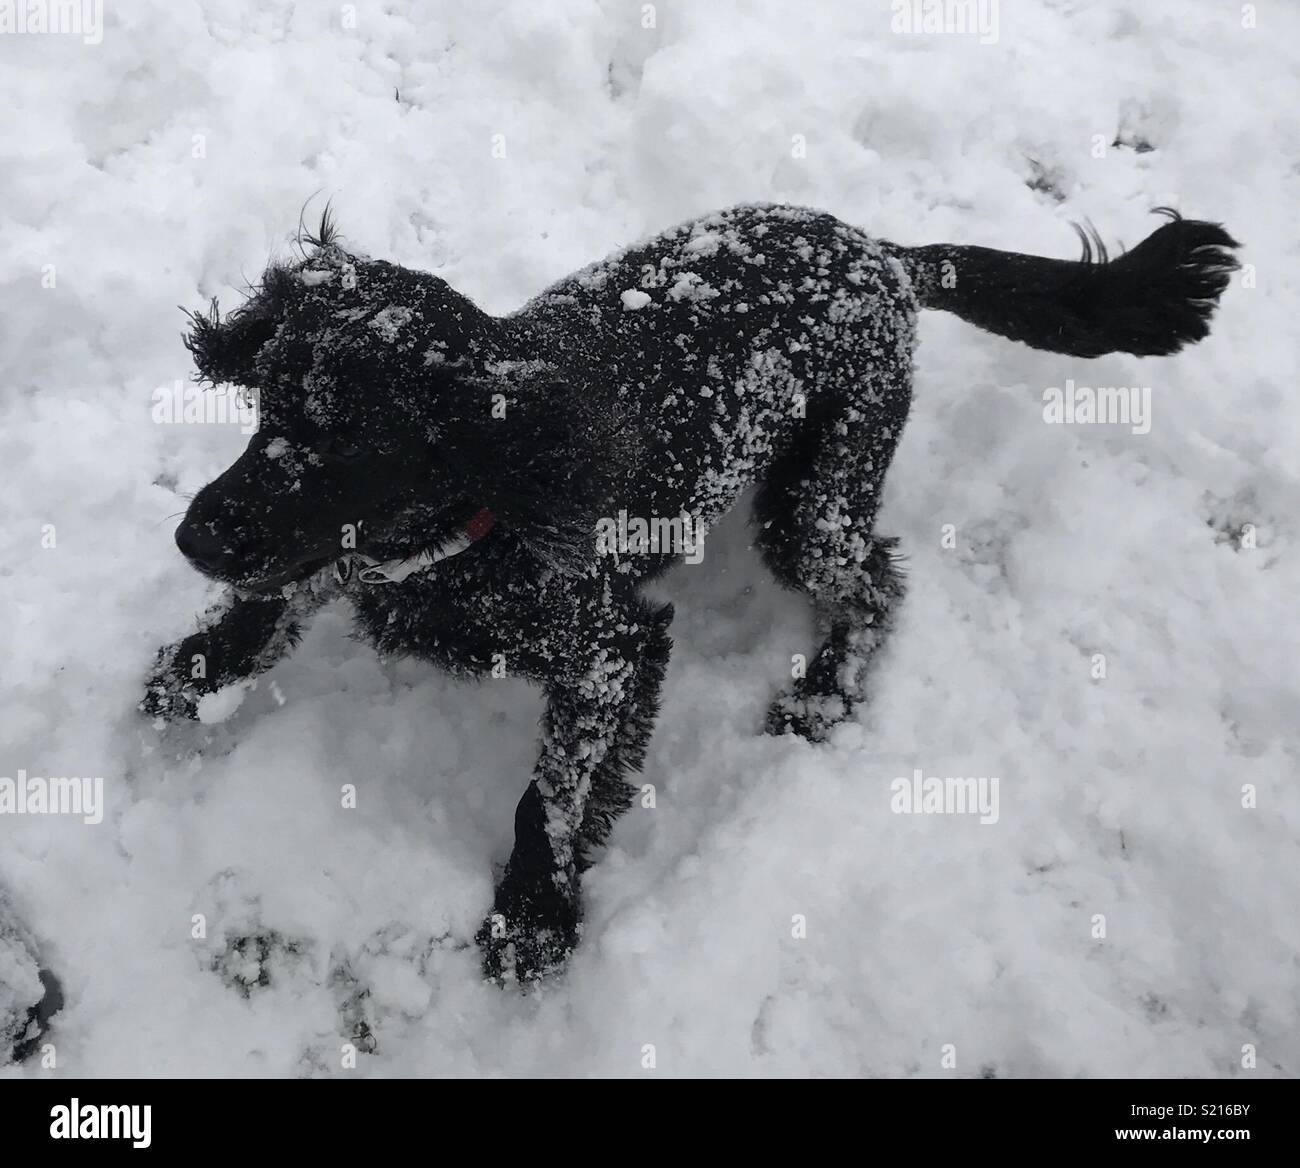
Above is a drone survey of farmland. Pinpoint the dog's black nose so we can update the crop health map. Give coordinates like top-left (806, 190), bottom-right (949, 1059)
top-left (175, 522), bottom-right (232, 572)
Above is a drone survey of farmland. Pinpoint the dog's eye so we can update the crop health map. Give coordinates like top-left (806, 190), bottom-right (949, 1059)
top-left (324, 436), bottom-right (367, 462)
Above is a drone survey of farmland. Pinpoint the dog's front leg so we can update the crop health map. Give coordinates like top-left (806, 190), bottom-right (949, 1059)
top-left (140, 576), bottom-right (334, 722)
top-left (478, 650), bottom-right (645, 983)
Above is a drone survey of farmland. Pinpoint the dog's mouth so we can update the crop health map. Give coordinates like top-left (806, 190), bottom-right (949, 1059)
top-left (178, 498), bottom-right (494, 595)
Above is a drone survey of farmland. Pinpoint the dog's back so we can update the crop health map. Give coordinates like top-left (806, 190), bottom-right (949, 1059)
top-left (506, 204), bottom-right (916, 529)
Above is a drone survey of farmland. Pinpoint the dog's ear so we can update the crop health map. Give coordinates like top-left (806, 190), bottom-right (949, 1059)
top-left (440, 363), bottom-right (633, 577)
top-left (183, 263), bottom-right (297, 386)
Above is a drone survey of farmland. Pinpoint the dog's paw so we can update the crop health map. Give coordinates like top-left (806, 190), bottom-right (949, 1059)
top-left (139, 640), bottom-right (206, 722)
top-left (765, 688), bottom-right (849, 742)
top-left (476, 913), bottom-right (578, 985)
top-left (139, 680), bottom-right (201, 723)
top-left (476, 881), bottom-right (580, 985)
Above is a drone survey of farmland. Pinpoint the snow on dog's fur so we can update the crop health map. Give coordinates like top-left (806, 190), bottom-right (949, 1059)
top-left (132, 202), bottom-right (1236, 986)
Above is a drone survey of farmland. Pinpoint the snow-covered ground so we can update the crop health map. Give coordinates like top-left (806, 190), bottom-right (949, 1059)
top-left (2, 0), bottom-right (1297, 1077)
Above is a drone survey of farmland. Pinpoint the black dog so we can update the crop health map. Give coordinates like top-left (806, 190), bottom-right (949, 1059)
top-left (143, 203), bottom-right (1238, 982)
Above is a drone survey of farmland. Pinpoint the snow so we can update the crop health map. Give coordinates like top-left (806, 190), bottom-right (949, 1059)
top-left (2, 0), bottom-right (1298, 1077)
top-left (195, 684), bottom-right (249, 725)
top-left (369, 304), bottom-right (414, 342)
top-left (666, 271), bottom-right (720, 302)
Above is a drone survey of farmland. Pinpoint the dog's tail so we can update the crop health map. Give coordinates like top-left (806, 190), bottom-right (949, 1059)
top-left (891, 209), bottom-right (1239, 357)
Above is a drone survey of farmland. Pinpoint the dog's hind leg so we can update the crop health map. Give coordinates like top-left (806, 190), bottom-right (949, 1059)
top-left (763, 542), bottom-right (906, 741)
top-left (755, 376), bottom-right (909, 741)
top-left (477, 596), bottom-right (673, 983)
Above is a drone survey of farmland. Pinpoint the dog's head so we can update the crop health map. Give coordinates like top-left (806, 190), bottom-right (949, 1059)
top-left (175, 218), bottom-right (625, 593)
